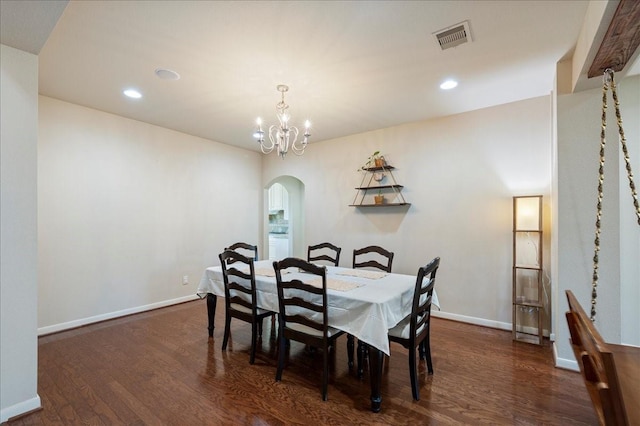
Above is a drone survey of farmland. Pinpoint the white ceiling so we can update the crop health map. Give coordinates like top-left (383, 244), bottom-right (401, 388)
top-left (1, 0), bottom-right (613, 151)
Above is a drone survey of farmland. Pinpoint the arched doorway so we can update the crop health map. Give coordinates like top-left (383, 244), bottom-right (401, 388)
top-left (265, 176), bottom-right (304, 260)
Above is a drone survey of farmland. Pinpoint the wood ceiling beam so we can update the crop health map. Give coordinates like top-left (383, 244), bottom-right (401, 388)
top-left (588, 0), bottom-right (640, 78)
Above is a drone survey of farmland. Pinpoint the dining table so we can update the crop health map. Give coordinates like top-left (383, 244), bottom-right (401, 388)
top-left (197, 259), bottom-right (440, 412)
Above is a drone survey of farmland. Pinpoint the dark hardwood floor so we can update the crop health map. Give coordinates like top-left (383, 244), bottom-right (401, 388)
top-left (7, 300), bottom-right (596, 425)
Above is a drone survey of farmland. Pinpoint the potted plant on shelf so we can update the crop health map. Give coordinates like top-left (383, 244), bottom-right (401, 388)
top-left (374, 189), bottom-right (385, 205)
top-left (358, 151), bottom-right (386, 171)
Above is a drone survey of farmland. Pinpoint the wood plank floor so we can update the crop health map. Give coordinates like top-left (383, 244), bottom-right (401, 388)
top-left (7, 300), bottom-right (597, 425)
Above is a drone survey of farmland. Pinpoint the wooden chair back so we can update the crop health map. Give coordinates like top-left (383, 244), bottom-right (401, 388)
top-left (225, 242), bottom-right (258, 263)
top-left (565, 290), bottom-right (629, 425)
top-left (409, 257), bottom-right (439, 346)
top-left (273, 257), bottom-right (329, 343)
top-left (219, 250), bottom-right (258, 317)
top-left (307, 242), bottom-right (341, 266)
top-left (219, 249), bottom-right (273, 364)
top-left (353, 245), bottom-right (394, 272)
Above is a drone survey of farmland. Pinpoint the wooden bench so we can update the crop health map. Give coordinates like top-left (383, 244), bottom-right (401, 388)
top-left (565, 290), bottom-right (640, 425)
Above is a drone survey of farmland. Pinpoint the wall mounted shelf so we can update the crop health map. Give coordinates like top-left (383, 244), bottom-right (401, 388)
top-left (350, 164), bottom-right (410, 207)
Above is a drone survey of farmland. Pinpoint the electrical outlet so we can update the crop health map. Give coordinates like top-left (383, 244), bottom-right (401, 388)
top-left (182, 275), bottom-right (189, 285)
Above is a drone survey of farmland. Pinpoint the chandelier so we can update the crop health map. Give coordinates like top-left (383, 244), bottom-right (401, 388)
top-left (253, 85), bottom-right (311, 158)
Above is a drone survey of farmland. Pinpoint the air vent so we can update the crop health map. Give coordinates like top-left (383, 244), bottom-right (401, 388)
top-left (433, 21), bottom-right (472, 51)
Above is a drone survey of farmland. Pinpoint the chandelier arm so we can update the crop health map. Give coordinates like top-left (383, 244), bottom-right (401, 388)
top-left (291, 128), bottom-right (308, 155)
top-left (289, 126), bottom-right (300, 150)
top-left (268, 125), bottom-right (286, 157)
top-left (259, 127), bottom-right (275, 153)
top-left (291, 146), bottom-right (306, 156)
top-left (259, 143), bottom-right (274, 154)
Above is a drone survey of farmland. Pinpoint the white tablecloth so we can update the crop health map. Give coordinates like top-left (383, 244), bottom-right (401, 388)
top-left (197, 260), bottom-right (440, 356)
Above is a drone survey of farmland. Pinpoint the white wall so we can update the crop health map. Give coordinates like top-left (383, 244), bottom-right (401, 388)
top-left (618, 76), bottom-right (640, 345)
top-left (555, 75), bottom-right (640, 368)
top-left (0, 44), bottom-right (41, 423)
top-left (263, 96), bottom-right (553, 329)
top-left (37, 96), bottom-right (262, 332)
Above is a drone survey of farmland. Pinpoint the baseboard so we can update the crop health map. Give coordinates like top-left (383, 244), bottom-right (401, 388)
top-left (431, 311), bottom-right (552, 338)
top-left (553, 341), bottom-right (579, 371)
top-left (431, 310), bottom-right (512, 331)
top-left (37, 295), bottom-right (199, 336)
top-left (0, 395), bottom-right (41, 423)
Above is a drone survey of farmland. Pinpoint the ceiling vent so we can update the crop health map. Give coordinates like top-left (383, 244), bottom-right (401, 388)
top-left (433, 21), bottom-right (472, 51)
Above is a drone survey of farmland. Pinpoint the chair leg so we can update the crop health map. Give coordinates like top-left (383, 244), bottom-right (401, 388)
top-left (270, 318), bottom-right (277, 341)
top-left (276, 333), bottom-right (286, 382)
top-left (222, 314), bottom-right (232, 350)
top-left (425, 337), bottom-right (433, 374)
top-left (322, 346), bottom-right (329, 401)
top-left (258, 318), bottom-right (264, 337)
top-left (249, 321), bottom-right (257, 365)
top-left (347, 335), bottom-right (354, 369)
top-left (409, 346), bottom-right (420, 401)
top-left (419, 340), bottom-right (426, 360)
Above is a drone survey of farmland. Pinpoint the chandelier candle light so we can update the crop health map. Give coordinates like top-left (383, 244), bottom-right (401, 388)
top-left (253, 85), bottom-right (311, 158)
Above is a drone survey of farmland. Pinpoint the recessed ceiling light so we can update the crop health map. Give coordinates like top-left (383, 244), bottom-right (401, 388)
top-left (155, 68), bottom-right (180, 80)
top-left (123, 89), bottom-right (142, 99)
top-left (440, 79), bottom-right (458, 90)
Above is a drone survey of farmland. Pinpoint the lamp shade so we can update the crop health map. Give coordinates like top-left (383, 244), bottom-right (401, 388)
top-left (513, 196), bottom-right (542, 231)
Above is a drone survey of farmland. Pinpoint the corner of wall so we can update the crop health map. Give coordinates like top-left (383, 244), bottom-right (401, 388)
top-left (0, 396), bottom-right (41, 424)
top-left (0, 43), bottom-right (40, 424)
top-left (553, 341), bottom-right (579, 371)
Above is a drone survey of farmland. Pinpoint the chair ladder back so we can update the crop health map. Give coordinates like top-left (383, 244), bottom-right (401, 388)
top-left (219, 250), bottom-right (257, 311)
top-left (411, 259), bottom-right (438, 338)
top-left (219, 249), bottom-right (275, 365)
top-left (413, 290), bottom-right (433, 335)
top-left (227, 282), bottom-right (254, 311)
top-left (225, 266), bottom-right (252, 282)
top-left (225, 242), bottom-right (258, 263)
top-left (274, 258), bottom-right (329, 335)
top-left (308, 242), bottom-right (341, 266)
top-left (287, 314), bottom-right (325, 333)
top-left (352, 245), bottom-right (394, 272)
top-left (283, 293), bottom-right (324, 312)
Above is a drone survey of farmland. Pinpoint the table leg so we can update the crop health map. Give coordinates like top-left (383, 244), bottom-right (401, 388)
top-left (368, 345), bottom-right (383, 412)
top-left (358, 341), bottom-right (367, 379)
top-left (207, 293), bottom-right (217, 337)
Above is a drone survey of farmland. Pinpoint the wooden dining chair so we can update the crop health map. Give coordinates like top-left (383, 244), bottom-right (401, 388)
top-left (352, 245), bottom-right (394, 272)
top-left (225, 242), bottom-right (258, 263)
top-left (273, 257), bottom-right (345, 401)
top-left (388, 256), bottom-right (440, 401)
top-left (219, 250), bottom-right (274, 364)
top-left (350, 245), bottom-right (395, 376)
top-left (307, 242), bottom-right (341, 266)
